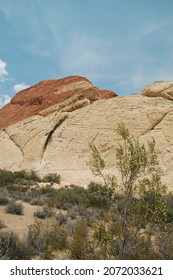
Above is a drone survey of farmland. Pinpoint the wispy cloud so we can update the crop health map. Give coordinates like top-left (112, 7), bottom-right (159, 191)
top-left (13, 83), bottom-right (30, 93)
top-left (0, 94), bottom-right (11, 108)
top-left (0, 60), bottom-right (8, 81)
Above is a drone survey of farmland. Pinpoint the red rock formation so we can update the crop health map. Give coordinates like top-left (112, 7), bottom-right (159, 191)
top-left (97, 89), bottom-right (117, 99)
top-left (0, 75), bottom-right (117, 129)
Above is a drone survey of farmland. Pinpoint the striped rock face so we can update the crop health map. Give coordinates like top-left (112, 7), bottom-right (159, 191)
top-left (0, 75), bottom-right (117, 129)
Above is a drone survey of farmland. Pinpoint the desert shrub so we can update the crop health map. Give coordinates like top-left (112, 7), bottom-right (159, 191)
top-left (83, 208), bottom-right (104, 227)
top-left (64, 217), bottom-right (79, 234)
top-left (66, 205), bottom-right (104, 226)
top-left (70, 219), bottom-right (90, 259)
top-left (27, 170), bottom-right (41, 182)
top-left (56, 212), bottom-right (68, 225)
top-left (29, 197), bottom-right (45, 206)
top-left (27, 222), bottom-right (48, 257)
top-left (67, 206), bottom-right (79, 220)
top-left (27, 221), bottom-right (67, 258)
top-left (42, 173), bottom-right (61, 184)
top-left (34, 207), bottom-right (52, 219)
top-left (0, 231), bottom-right (29, 259)
top-left (0, 169), bottom-right (14, 186)
top-left (57, 202), bottom-right (73, 210)
top-left (6, 201), bottom-right (24, 215)
top-left (22, 189), bottom-right (43, 204)
top-left (0, 191), bottom-right (9, 205)
top-left (48, 224), bottom-right (67, 251)
top-left (38, 186), bottom-right (58, 197)
top-left (55, 185), bottom-right (89, 207)
top-left (0, 169), bottom-right (40, 187)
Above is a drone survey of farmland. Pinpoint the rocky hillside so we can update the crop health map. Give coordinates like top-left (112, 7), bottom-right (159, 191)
top-left (0, 76), bottom-right (173, 190)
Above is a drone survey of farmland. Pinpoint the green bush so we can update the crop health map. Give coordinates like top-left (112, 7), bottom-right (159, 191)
top-left (87, 182), bottom-right (113, 208)
top-left (0, 169), bottom-right (14, 186)
top-left (0, 169), bottom-right (41, 187)
top-left (6, 201), bottom-right (24, 215)
top-left (55, 185), bottom-right (89, 207)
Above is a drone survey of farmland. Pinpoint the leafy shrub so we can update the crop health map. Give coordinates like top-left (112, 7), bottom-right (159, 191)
top-left (6, 201), bottom-right (24, 215)
top-left (0, 231), bottom-right (29, 259)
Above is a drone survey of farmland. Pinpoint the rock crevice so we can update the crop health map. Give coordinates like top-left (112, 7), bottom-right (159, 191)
top-left (42, 114), bottom-right (68, 160)
top-left (141, 110), bottom-right (173, 136)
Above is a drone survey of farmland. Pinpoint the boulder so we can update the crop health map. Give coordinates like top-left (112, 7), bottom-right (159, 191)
top-left (141, 81), bottom-right (173, 101)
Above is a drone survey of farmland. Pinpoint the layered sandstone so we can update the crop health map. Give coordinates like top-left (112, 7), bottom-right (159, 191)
top-left (0, 75), bottom-right (117, 129)
top-left (1, 78), bottom-right (173, 191)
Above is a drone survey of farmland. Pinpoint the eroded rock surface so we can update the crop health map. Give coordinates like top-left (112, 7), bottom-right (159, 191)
top-left (1, 78), bottom-right (173, 190)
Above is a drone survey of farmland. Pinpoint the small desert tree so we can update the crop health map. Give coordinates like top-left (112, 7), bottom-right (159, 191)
top-left (89, 123), bottom-right (167, 259)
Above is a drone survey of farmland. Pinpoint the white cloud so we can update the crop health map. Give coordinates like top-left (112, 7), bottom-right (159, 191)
top-left (0, 94), bottom-right (11, 108)
top-left (0, 60), bottom-right (8, 81)
top-left (13, 83), bottom-right (30, 93)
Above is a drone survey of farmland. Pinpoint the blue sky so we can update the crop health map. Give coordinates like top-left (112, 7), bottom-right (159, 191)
top-left (0, 0), bottom-right (173, 107)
